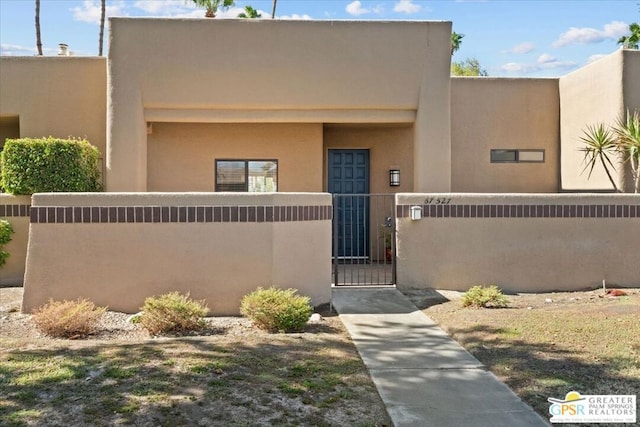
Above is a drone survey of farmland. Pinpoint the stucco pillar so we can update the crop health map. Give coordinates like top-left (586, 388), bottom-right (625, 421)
top-left (413, 66), bottom-right (452, 192)
top-left (106, 86), bottom-right (146, 191)
top-left (106, 20), bottom-right (147, 192)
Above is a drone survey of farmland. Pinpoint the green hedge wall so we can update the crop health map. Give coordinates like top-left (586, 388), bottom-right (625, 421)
top-left (0, 137), bottom-right (102, 195)
top-left (0, 218), bottom-right (13, 268)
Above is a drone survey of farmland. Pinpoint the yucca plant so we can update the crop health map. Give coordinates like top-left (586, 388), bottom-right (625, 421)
top-left (613, 109), bottom-right (640, 193)
top-left (579, 123), bottom-right (619, 191)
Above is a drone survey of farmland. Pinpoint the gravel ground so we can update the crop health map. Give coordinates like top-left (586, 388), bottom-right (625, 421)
top-left (0, 287), bottom-right (268, 342)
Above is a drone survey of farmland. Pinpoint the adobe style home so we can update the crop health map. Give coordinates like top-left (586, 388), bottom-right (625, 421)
top-left (1, 19), bottom-right (639, 312)
top-left (1, 18), bottom-right (637, 195)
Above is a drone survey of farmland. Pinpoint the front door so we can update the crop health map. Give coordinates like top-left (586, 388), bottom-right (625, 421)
top-left (328, 149), bottom-right (370, 260)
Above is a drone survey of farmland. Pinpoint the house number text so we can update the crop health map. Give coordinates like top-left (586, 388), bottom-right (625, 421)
top-left (424, 197), bottom-right (452, 205)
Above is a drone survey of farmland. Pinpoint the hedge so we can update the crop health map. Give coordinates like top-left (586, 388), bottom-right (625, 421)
top-left (0, 137), bottom-right (102, 195)
top-left (0, 218), bottom-right (13, 268)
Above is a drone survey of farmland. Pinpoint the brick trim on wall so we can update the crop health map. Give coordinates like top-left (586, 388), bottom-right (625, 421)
top-left (397, 204), bottom-right (640, 219)
top-left (30, 205), bottom-right (333, 224)
top-left (0, 204), bottom-right (31, 217)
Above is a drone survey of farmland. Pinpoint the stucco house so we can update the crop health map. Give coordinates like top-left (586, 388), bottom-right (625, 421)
top-left (1, 19), bottom-right (638, 196)
top-left (1, 19), bottom-right (639, 303)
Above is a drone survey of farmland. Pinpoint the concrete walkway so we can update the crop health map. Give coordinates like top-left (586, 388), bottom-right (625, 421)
top-left (331, 287), bottom-right (549, 427)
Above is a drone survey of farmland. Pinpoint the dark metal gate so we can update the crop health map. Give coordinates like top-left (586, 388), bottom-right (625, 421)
top-left (332, 194), bottom-right (396, 286)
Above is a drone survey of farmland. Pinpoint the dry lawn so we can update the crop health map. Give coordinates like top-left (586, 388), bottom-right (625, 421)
top-left (0, 288), bottom-right (390, 427)
top-left (407, 287), bottom-right (640, 426)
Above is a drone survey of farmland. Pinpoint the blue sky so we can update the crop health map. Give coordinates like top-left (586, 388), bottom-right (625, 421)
top-left (0, 0), bottom-right (638, 77)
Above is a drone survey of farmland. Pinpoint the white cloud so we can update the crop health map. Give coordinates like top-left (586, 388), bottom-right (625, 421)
top-left (1, 43), bottom-right (37, 56)
top-left (500, 62), bottom-right (528, 73)
top-left (279, 14), bottom-right (313, 20)
top-left (537, 53), bottom-right (556, 64)
top-left (1, 43), bottom-right (57, 56)
top-left (71, 0), bottom-right (127, 24)
top-left (134, 2), bottom-right (263, 19)
top-left (502, 42), bottom-right (535, 54)
top-left (346, 1), bottom-right (369, 16)
top-left (393, 0), bottom-right (421, 14)
top-left (501, 54), bottom-right (577, 74)
top-left (133, 0), bottom-right (189, 15)
top-left (552, 20), bottom-right (628, 48)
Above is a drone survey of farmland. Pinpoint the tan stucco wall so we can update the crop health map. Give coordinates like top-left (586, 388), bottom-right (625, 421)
top-left (396, 193), bottom-right (640, 292)
top-left (323, 125), bottom-right (414, 193)
top-left (22, 193), bottom-right (331, 315)
top-left (0, 57), bottom-right (107, 158)
top-left (107, 19), bottom-right (452, 192)
top-left (560, 51), bottom-right (625, 191)
top-left (148, 123), bottom-right (323, 192)
top-left (624, 50), bottom-right (640, 112)
top-left (0, 195), bottom-right (31, 286)
top-left (451, 78), bottom-right (560, 192)
top-left (0, 116), bottom-right (20, 149)
top-left (622, 50), bottom-right (640, 191)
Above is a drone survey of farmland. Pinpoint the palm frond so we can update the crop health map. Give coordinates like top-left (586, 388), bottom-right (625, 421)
top-left (578, 123), bottom-right (619, 189)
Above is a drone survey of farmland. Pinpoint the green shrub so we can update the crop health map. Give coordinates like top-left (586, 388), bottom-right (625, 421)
top-left (139, 292), bottom-right (208, 335)
top-left (0, 218), bottom-right (13, 268)
top-left (461, 285), bottom-right (509, 308)
top-left (0, 137), bottom-right (102, 195)
top-left (32, 298), bottom-right (106, 338)
top-left (240, 287), bottom-right (313, 333)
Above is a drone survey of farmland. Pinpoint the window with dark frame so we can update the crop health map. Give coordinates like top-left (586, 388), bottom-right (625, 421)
top-left (215, 160), bottom-right (278, 192)
top-left (490, 149), bottom-right (544, 163)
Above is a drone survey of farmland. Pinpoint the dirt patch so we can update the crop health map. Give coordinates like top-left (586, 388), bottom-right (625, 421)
top-left (408, 287), bottom-right (640, 427)
top-left (1, 287), bottom-right (391, 426)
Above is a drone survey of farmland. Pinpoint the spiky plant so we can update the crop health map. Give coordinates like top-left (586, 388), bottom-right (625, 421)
top-left (613, 109), bottom-right (640, 192)
top-left (579, 123), bottom-right (619, 191)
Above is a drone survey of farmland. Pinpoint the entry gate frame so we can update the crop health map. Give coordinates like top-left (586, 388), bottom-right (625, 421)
top-left (332, 193), bottom-right (397, 286)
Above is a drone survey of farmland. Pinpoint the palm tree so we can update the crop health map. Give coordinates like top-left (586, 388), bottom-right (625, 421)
top-left (238, 5), bottom-right (261, 18)
top-left (617, 22), bottom-right (640, 49)
top-left (579, 123), bottom-right (620, 191)
top-left (191, 0), bottom-right (234, 18)
top-left (35, 0), bottom-right (43, 55)
top-left (271, 0), bottom-right (277, 19)
top-left (451, 31), bottom-right (464, 55)
top-left (98, 0), bottom-right (106, 56)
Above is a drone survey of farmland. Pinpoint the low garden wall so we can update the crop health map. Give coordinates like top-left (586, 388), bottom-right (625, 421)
top-left (0, 194), bottom-right (30, 286)
top-left (396, 193), bottom-right (640, 293)
top-left (22, 193), bottom-right (332, 314)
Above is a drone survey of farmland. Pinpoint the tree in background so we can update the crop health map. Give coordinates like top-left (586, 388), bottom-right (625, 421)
top-left (450, 31), bottom-right (488, 76)
top-left (191, 0), bottom-right (234, 18)
top-left (98, 0), bottom-right (106, 56)
top-left (35, 0), bottom-right (42, 55)
top-left (451, 57), bottom-right (488, 76)
top-left (451, 31), bottom-right (464, 55)
top-left (617, 22), bottom-right (639, 49)
top-left (238, 5), bottom-right (261, 18)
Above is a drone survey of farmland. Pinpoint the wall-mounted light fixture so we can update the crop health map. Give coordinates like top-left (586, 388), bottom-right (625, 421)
top-left (410, 205), bottom-right (423, 221)
top-left (389, 169), bottom-right (400, 187)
